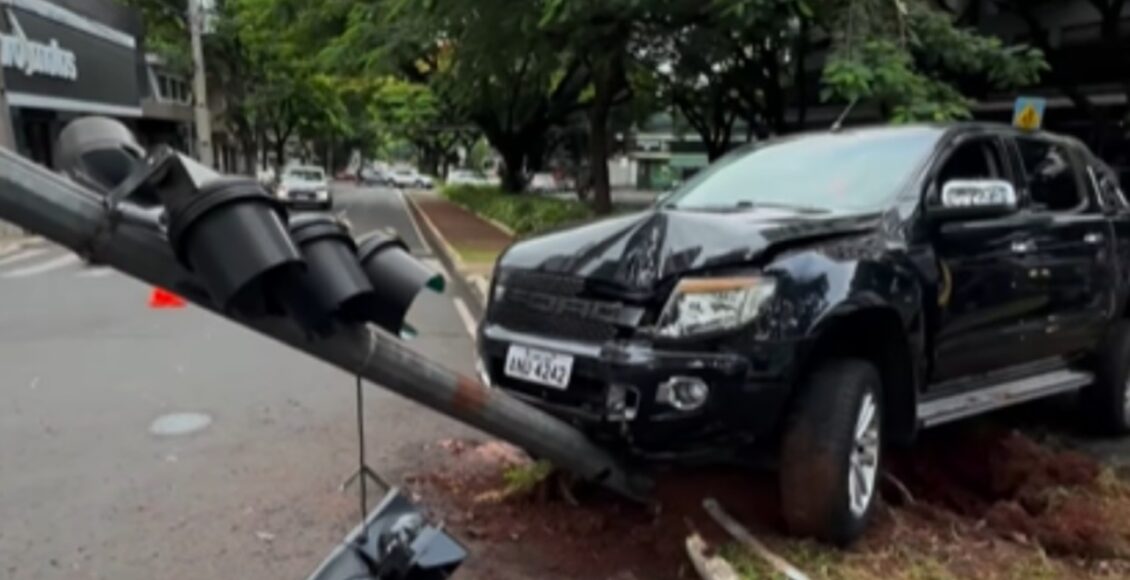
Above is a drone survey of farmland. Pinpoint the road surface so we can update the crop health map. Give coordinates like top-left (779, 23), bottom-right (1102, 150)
top-left (0, 185), bottom-right (483, 580)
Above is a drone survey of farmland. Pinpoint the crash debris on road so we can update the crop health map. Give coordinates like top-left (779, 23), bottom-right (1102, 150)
top-left (409, 428), bottom-right (1130, 580)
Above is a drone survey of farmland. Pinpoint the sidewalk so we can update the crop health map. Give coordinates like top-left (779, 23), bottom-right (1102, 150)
top-left (407, 190), bottom-right (513, 304)
top-left (0, 229), bottom-right (39, 258)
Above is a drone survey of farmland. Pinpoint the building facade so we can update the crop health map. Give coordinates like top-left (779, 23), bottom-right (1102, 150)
top-left (1, 0), bottom-right (191, 167)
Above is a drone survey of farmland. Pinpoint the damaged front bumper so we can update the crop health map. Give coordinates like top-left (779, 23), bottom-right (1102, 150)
top-left (477, 324), bottom-right (794, 460)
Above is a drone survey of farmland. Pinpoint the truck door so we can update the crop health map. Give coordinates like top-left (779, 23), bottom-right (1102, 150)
top-left (1012, 136), bottom-right (1117, 359)
top-left (930, 135), bottom-right (1051, 381)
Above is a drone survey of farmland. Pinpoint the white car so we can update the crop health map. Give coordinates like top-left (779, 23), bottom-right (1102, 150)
top-left (389, 168), bottom-right (434, 189)
top-left (529, 172), bottom-right (559, 193)
top-left (446, 169), bottom-right (490, 187)
top-left (276, 165), bottom-right (332, 209)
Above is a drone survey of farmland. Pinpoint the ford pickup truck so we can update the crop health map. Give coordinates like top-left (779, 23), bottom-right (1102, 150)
top-left (476, 123), bottom-right (1130, 543)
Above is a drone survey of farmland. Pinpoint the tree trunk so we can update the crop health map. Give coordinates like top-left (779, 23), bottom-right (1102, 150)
top-left (498, 144), bottom-right (526, 193)
top-left (589, 110), bottom-right (612, 214)
top-left (259, 132), bottom-right (269, 169)
top-left (587, 49), bottom-right (623, 216)
top-left (274, 140), bottom-right (286, 175)
top-left (794, 20), bottom-right (809, 130)
top-left (240, 137), bottom-right (257, 175)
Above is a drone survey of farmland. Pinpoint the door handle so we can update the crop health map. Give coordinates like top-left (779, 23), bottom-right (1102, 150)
top-left (1084, 232), bottom-right (1105, 245)
top-left (1011, 239), bottom-right (1035, 254)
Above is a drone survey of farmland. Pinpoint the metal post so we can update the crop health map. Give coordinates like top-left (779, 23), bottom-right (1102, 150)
top-left (188, 0), bottom-right (214, 167)
top-left (0, 147), bottom-right (644, 498)
top-left (0, 7), bottom-right (16, 151)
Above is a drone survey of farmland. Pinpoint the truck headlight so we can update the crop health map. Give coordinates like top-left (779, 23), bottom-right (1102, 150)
top-left (656, 276), bottom-right (776, 338)
top-left (276, 185), bottom-right (288, 199)
top-left (316, 189), bottom-right (329, 200)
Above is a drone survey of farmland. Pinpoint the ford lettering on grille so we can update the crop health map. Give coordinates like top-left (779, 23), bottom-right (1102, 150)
top-left (506, 288), bottom-right (644, 326)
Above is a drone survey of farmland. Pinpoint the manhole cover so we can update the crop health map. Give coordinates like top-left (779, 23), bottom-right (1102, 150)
top-left (149, 412), bottom-right (212, 436)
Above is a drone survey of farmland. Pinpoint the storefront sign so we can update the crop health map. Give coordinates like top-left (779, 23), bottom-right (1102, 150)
top-left (1, 10), bottom-right (78, 81)
top-left (0, 0), bottom-right (140, 116)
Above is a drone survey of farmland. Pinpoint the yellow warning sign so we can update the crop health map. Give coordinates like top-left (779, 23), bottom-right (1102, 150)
top-left (1015, 105), bottom-right (1039, 130)
top-left (1012, 97), bottom-right (1046, 131)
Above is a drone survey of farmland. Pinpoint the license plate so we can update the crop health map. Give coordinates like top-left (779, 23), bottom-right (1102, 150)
top-left (504, 345), bottom-right (574, 390)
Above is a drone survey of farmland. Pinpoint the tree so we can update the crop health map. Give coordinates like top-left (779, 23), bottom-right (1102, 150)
top-left (539, 0), bottom-right (641, 213)
top-left (817, 0), bottom-right (1046, 122)
top-left (124, 0), bottom-right (193, 73)
top-left (314, 0), bottom-right (593, 192)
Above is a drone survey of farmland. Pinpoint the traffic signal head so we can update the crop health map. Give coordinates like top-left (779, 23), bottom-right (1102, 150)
top-left (355, 230), bottom-right (445, 334)
top-left (54, 116), bottom-right (147, 195)
top-left (287, 213), bottom-right (376, 332)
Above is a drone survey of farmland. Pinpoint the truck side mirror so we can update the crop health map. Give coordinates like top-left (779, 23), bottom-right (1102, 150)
top-left (931, 179), bottom-right (1019, 221)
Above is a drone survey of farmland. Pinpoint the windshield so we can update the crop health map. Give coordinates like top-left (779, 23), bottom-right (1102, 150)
top-left (285, 169), bottom-right (324, 182)
top-left (666, 127), bottom-right (943, 212)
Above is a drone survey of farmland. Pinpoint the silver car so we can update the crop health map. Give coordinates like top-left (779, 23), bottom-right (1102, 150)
top-left (276, 165), bottom-right (332, 209)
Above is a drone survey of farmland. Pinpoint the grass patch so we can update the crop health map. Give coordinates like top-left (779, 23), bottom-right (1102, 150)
top-left (502, 460), bottom-right (555, 496)
top-left (442, 184), bottom-right (593, 235)
top-left (451, 245), bottom-right (501, 264)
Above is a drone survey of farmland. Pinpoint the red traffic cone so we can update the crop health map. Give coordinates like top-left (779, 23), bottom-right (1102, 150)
top-left (149, 288), bottom-right (186, 309)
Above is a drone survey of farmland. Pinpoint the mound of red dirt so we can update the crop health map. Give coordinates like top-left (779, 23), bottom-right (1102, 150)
top-left (409, 429), bottom-right (1130, 578)
top-left (888, 426), bottom-right (1126, 558)
top-left (409, 439), bottom-right (780, 580)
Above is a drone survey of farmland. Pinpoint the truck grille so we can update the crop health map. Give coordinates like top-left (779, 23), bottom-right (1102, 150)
top-left (505, 270), bottom-right (585, 294)
top-left (491, 270), bottom-right (636, 342)
top-left (492, 300), bottom-right (618, 341)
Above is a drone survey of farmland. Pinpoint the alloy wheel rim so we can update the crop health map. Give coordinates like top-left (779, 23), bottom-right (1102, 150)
top-left (848, 391), bottom-right (880, 518)
top-left (1123, 375), bottom-right (1130, 421)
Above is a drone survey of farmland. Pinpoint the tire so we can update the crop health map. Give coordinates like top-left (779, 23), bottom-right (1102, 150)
top-left (779, 358), bottom-right (882, 545)
top-left (1080, 321), bottom-right (1130, 435)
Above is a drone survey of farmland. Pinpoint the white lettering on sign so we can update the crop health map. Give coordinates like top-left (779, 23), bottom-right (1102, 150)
top-left (0, 10), bottom-right (77, 81)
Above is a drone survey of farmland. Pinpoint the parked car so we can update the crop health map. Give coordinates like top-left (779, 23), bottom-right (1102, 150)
top-left (528, 172), bottom-right (559, 193)
top-left (447, 169), bottom-right (491, 187)
top-left (389, 167), bottom-right (434, 189)
top-left (359, 166), bottom-right (392, 186)
top-left (276, 165), bottom-right (331, 209)
top-left (477, 123), bottom-right (1130, 544)
top-left (256, 166), bottom-right (276, 187)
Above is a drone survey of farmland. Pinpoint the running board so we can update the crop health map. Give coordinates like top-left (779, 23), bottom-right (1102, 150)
top-left (917, 369), bottom-right (1093, 428)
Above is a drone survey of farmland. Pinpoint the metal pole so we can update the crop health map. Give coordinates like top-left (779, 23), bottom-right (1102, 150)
top-left (0, 147), bottom-right (643, 498)
top-left (188, 0), bottom-right (214, 167)
top-left (0, 7), bottom-right (17, 150)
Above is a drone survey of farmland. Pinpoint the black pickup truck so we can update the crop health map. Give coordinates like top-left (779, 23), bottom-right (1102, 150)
top-left (476, 123), bottom-right (1130, 543)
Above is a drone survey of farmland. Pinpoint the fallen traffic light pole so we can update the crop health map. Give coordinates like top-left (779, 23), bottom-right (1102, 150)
top-left (0, 119), bottom-right (646, 579)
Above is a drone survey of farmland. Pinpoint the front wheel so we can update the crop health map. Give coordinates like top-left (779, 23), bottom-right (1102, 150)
top-left (779, 358), bottom-right (882, 545)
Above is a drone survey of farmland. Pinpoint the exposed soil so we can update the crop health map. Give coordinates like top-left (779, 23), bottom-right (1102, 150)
top-left (408, 429), bottom-right (1130, 580)
top-left (413, 198), bottom-right (512, 256)
top-left (887, 425), bottom-right (1130, 559)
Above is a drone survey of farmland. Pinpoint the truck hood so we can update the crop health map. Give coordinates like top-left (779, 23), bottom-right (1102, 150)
top-left (498, 207), bottom-right (881, 290)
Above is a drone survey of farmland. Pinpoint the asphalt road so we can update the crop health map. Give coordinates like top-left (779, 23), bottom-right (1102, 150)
top-left (0, 185), bottom-right (483, 580)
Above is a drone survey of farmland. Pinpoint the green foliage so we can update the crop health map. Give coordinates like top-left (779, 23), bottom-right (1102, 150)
top-left (820, 0), bottom-right (1047, 122)
top-left (442, 185), bottom-right (593, 235)
top-left (131, 0), bottom-right (1049, 178)
top-left (123, 0), bottom-right (192, 74)
top-left (501, 461), bottom-right (555, 496)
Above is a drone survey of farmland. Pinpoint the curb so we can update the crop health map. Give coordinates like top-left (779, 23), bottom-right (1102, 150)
top-left (481, 215), bottom-right (516, 238)
top-left (0, 235), bottom-right (43, 258)
top-left (403, 193), bottom-right (492, 308)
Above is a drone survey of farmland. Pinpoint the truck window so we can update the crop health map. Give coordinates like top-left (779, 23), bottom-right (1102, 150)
top-left (1091, 164), bottom-right (1130, 211)
top-left (1016, 138), bottom-right (1083, 211)
top-left (936, 139), bottom-right (1003, 186)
